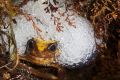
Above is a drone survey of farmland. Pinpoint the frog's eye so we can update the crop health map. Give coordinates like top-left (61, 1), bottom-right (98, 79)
top-left (25, 38), bottom-right (36, 54)
top-left (27, 38), bottom-right (36, 50)
top-left (48, 43), bottom-right (57, 52)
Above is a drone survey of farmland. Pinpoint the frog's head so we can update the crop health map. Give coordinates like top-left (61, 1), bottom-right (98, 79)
top-left (22, 38), bottom-right (60, 66)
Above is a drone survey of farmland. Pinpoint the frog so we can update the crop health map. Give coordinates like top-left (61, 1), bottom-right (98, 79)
top-left (20, 38), bottom-right (60, 66)
top-left (17, 38), bottom-right (62, 80)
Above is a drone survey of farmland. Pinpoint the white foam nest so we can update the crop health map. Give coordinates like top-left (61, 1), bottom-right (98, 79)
top-left (13, 0), bottom-right (96, 67)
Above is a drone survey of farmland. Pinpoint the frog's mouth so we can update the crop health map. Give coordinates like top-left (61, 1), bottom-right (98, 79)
top-left (19, 54), bottom-right (59, 67)
top-left (19, 57), bottom-right (59, 76)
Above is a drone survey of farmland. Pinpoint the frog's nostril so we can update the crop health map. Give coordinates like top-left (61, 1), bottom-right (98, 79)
top-left (48, 43), bottom-right (57, 52)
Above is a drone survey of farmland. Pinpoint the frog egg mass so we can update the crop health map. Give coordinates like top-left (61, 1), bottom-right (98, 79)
top-left (13, 0), bottom-right (96, 67)
top-left (56, 17), bottom-right (96, 67)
